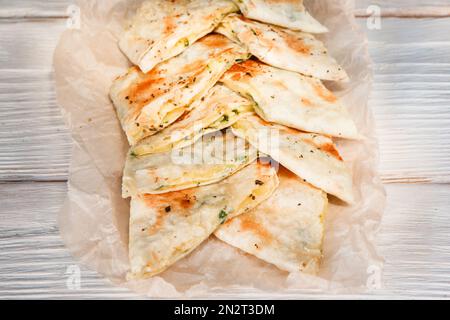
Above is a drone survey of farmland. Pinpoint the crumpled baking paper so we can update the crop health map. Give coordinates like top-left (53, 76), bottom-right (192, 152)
top-left (54, 0), bottom-right (386, 297)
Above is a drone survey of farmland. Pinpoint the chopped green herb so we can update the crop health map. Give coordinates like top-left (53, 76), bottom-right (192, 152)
top-left (130, 151), bottom-right (138, 158)
top-left (221, 115), bottom-right (229, 123)
top-left (235, 59), bottom-right (245, 63)
top-left (232, 109), bottom-right (239, 115)
top-left (219, 210), bottom-right (228, 223)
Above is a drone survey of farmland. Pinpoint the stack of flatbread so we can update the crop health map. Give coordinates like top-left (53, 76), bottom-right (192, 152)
top-left (110, 0), bottom-right (359, 280)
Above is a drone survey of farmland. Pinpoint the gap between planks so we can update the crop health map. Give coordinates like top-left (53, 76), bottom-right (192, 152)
top-left (1, 1), bottom-right (450, 19)
top-left (354, 6), bottom-right (450, 18)
top-left (2, 10), bottom-right (450, 19)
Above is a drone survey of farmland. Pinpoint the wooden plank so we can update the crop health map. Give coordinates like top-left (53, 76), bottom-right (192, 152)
top-left (0, 0), bottom-right (74, 18)
top-left (0, 69), bottom-right (71, 181)
top-left (1, 182), bottom-right (449, 299)
top-left (0, 181), bottom-right (136, 299)
top-left (1, 18), bottom-right (450, 182)
top-left (0, 20), bottom-right (71, 181)
top-left (0, 19), bottom-right (67, 70)
top-left (360, 18), bottom-right (450, 183)
top-left (1, 0), bottom-right (450, 18)
top-left (377, 183), bottom-right (450, 298)
top-left (355, 1), bottom-right (450, 17)
top-left (0, 0), bottom-right (450, 18)
top-left (355, 0), bottom-right (450, 10)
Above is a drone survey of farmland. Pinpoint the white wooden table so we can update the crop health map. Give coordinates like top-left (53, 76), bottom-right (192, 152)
top-left (1, 0), bottom-right (450, 299)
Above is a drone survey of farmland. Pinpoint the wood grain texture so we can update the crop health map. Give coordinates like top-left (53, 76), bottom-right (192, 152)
top-left (1, 0), bottom-right (450, 300)
top-left (362, 18), bottom-right (450, 183)
top-left (1, 182), bottom-right (449, 299)
top-left (2, 0), bottom-right (450, 18)
top-left (0, 20), bottom-right (71, 181)
top-left (1, 18), bottom-right (450, 182)
top-left (0, 0), bottom-right (74, 18)
top-left (0, 69), bottom-right (72, 181)
top-left (355, 1), bottom-right (450, 17)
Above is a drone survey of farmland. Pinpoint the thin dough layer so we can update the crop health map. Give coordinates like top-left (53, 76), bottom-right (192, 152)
top-left (120, 0), bottom-right (239, 72)
top-left (128, 161), bottom-right (279, 279)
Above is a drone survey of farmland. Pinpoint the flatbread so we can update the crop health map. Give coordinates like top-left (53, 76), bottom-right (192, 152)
top-left (221, 60), bottom-right (359, 139)
top-left (128, 161), bottom-right (279, 279)
top-left (120, 0), bottom-right (239, 73)
top-left (215, 167), bottom-right (328, 274)
top-left (122, 131), bottom-right (258, 198)
top-left (216, 14), bottom-right (348, 81)
top-left (231, 115), bottom-right (354, 203)
top-left (110, 34), bottom-right (250, 145)
top-left (231, 0), bottom-right (327, 33)
top-left (131, 85), bottom-right (255, 156)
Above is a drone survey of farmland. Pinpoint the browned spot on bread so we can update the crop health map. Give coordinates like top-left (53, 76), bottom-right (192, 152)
top-left (237, 15), bottom-right (255, 24)
top-left (278, 166), bottom-right (298, 180)
top-left (143, 212), bottom-right (165, 237)
top-left (240, 215), bottom-right (272, 243)
top-left (226, 60), bottom-right (263, 80)
top-left (319, 142), bottom-right (343, 161)
top-left (126, 74), bottom-right (167, 116)
top-left (314, 83), bottom-right (337, 103)
top-left (163, 16), bottom-right (176, 35)
top-left (239, 59), bottom-right (262, 71)
top-left (200, 34), bottom-right (231, 49)
top-left (301, 98), bottom-right (313, 106)
top-left (302, 137), bottom-right (343, 161)
top-left (146, 252), bottom-right (161, 269)
top-left (179, 59), bottom-right (206, 75)
top-left (273, 79), bottom-right (288, 90)
top-left (141, 191), bottom-right (197, 235)
top-left (144, 190), bottom-right (197, 211)
top-left (279, 31), bottom-right (311, 55)
top-left (230, 72), bottom-right (243, 81)
top-left (130, 75), bottom-right (165, 99)
top-left (226, 64), bottom-right (247, 80)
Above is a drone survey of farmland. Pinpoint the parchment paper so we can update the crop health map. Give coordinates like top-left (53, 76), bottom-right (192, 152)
top-left (54, 0), bottom-right (386, 297)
